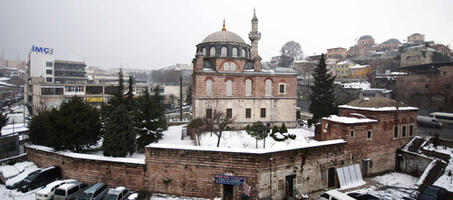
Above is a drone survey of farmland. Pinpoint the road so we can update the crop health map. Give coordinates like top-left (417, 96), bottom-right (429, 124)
top-left (417, 123), bottom-right (453, 140)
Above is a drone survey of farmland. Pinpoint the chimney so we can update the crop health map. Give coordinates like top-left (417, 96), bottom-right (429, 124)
top-left (253, 55), bottom-right (262, 72)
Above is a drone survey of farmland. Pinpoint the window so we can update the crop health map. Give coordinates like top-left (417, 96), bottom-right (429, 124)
top-left (409, 124), bottom-right (414, 137)
top-left (46, 61), bottom-right (53, 67)
top-left (226, 80), bottom-right (232, 96)
top-left (202, 48), bottom-right (206, 56)
top-left (265, 79), bottom-right (272, 96)
top-left (402, 125), bottom-right (407, 138)
top-left (245, 79), bottom-right (252, 96)
top-left (279, 83), bottom-right (286, 94)
top-left (230, 62), bottom-right (236, 71)
top-left (226, 108), bottom-right (232, 118)
top-left (394, 126), bottom-right (399, 139)
top-left (46, 77), bottom-right (53, 82)
top-left (367, 130), bottom-right (372, 140)
top-left (210, 47), bottom-right (216, 57)
top-left (206, 109), bottom-right (212, 118)
top-left (232, 47), bottom-right (238, 57)
top-left (206, 79), bottom-right (212, 96)
top-left (260, 108), bottom-right (266, 118)
top-left (220, 47), bottom-right (227, 57)
top-left (242, 49), bottom-right (246, 58)
top-left (46, 69), bottom-right (53, 75)
top-left (245, 108), bottom-right (251, 118)
top-left (223, 63), bottom-right (230, 71)
top-left (350, 130), bottom-right (354, 137)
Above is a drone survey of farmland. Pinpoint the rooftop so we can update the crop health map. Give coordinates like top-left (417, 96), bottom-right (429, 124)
top-left (201, 30), bottom-right (246, 44)
top-left (340, 97), bottom-right (418, 111)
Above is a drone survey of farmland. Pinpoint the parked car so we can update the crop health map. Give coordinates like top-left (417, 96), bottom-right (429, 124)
top-left (319, 190), bottom-right (356, 200)
top-left (5, 166), bottom-right (40, 189)
top-left (418, 185), bottom-right (447, 200)
top-left (127, 193), bottom-right (138, 200)
top-left (103, 187), bottom-right (131, 200)
top-left (348, 192), bottom-right (380, 200)
top-left (53, 181), bottom-right (89, 200)
top-left (18, 166), bottom-right (62, 192)
top-left (35, 179), bottom-right (77, 200)
top-left (75, 182), bottom-right (109, 200)
top-left (417, 116), bottom-right (442, 128)
top-left (0, 165), bottom-right (20, 184)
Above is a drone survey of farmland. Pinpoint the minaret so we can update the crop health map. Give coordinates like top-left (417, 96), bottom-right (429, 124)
top-left (249, 8), bottom-right (261, 59)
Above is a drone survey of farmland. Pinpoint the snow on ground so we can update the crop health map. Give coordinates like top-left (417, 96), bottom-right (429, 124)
top-left (199, 127), bottom-right (316, 149)
top-left (0, 184), bottom-right (37, 200)
top-left (350, 173), bottom-right (418, 200)
top-left (425, 145), bottom-right (453, 191)
top-left (158, 125), bottom-right (194, 146)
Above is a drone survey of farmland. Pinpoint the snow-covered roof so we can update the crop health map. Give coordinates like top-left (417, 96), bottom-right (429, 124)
top-left (339, 105), bottom-right (418, 111)
top-left (349, 64), bottom-right (368, 69)
top-left (1, 123), bottom-right (28, 136)
top-left (147, 139), bottom-right (346, 154)
top-left (26, 144), bottom-right (145, 165)
top-left (323, 115), bottom-right (377, 124)
top-left (337, 60), bottom-right (352, 65)
top-left (0, 165), bottom-right (19, 179)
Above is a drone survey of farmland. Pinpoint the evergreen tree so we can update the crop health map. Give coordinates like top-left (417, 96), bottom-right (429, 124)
top-left (151, 85), bottom-right (167, 130)
top-left (103, 105), bottom-right (136, 157)
top-left (0, 111), bottom-right (8, 136)
top-left (186, 83), bottom-right (192, 105)
top-left (309, 54), bottom-right (336, 123)
top-left (126, 75), bottom-right (135, 110)
top-left (135, 88), bottom-right (165, 151)
top-left (28, 110), bottom-right (53, 146)
top-left (280, 122), bottom-right (288, 133)
top-left (245, 122), bottom-right (268, 148)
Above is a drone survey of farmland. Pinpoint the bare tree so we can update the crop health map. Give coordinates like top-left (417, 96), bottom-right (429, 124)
top-left (280, 40), bottom-right (304, 64)
top-left (202, 110), bottom-right (235, 147)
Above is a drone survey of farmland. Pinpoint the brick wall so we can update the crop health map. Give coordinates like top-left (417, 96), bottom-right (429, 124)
top-left (25, 147), bottom-right (145, 191)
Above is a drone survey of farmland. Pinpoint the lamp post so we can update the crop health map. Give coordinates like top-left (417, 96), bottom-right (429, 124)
top-left (269, 157), bottom-right (273, 199)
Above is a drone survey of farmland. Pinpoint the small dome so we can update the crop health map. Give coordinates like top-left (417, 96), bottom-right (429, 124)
top-left (359, 35), bottom-right (373, 40)
top-left (202, 31), bottom-right (246, 44)
top-left (346, 97), bottom-right (407, 108)
top-left (383, 38), bottom-right (400, 44)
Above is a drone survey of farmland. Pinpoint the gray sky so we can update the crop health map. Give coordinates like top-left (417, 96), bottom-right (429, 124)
top-left (1, 0), bottom-right (452, 70)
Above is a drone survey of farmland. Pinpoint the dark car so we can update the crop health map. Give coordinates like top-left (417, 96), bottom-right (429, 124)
top-left (18, 166), bottom-right (62, 193)
top-left (418, 185), bottom-right (447, 200)
top-left (348, 192), bottom-right (380, 200)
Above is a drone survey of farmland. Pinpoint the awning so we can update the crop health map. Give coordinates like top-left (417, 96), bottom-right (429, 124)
top-left (336, 164), bottom-right (366, 189)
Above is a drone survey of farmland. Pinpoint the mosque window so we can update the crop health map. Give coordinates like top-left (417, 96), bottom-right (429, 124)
top-left (232, 47), bottom-right (238, 57)
top-left (241, 49), bottom-right (246, 58)
top-left (210, 47), bottom-right (216, 57)
top-left (265, 79), bottom-right (272, 96)
top-left (230, 62), bottom-right (236, 71)
top-left (202, 48), bottom-right (206, 56)
top-left (206, 79), bottom-right (212, 96)
top-left (245, 79), bottom-right (252, 96)
top-left (224, 63), bottom-right (230, 71)
top-left (221, 47), bottom-right (227, 57)
top-left (226, 80), bottom-right (233, 96)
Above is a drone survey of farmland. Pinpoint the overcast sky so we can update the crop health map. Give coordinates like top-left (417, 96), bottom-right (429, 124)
top-left (1, 0), bottom-right (452, 70)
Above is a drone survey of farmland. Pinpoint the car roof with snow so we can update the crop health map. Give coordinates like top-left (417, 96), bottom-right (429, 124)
top-left (0, 165), bottom-right (20, 178)
top-left (108, 186), bottom-right (127, 195)
top-left (36, 179), bottom-right (77, 194)
top-left (57, 182), bottom-right (78, 190)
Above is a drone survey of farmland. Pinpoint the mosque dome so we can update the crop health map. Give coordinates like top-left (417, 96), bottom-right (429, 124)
top-left (201, 30), bottom-right (246, 44)
top-left (359, 35), bottom-right (373, 40)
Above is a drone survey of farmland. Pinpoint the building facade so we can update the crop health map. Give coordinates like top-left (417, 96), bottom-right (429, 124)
top-left (327, 47), bottom-right (347, 60)
top-left (192, 12), bottom-right (298, 128)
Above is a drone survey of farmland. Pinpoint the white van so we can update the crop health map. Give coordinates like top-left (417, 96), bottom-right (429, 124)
top-left (429, 112), bottom-right (453, 124)
top-left (53, 182), bottom-right (88, 200)
top-left (319, 190), bottom-right (356, 200)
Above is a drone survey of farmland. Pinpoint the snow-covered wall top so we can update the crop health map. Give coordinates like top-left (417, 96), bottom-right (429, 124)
top-left (322, 115), bottom-right (378, 124)
top-left (338, 105), bottom-right (418, 112)
top-left (147, 139), bottom-right (346, 154)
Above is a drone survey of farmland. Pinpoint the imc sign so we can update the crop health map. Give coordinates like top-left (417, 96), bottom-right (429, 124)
top-left (214, 174), bottom-right (245, 186)
top-left (31, 45), bottom-right (54, 55)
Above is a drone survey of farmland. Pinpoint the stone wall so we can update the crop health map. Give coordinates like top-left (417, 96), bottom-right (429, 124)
top-left (398, 150), bottom-right (433, 177)
top-left (25, 146), bottom-right (145, 191)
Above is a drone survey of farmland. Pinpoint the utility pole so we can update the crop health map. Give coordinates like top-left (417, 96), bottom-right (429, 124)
top-left (179, 75), bottom-right (183, 121)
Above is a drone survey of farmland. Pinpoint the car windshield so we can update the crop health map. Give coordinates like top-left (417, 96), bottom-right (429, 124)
top-left (103, 194), bottom-right (118, 200)
top-left (26, 172), bottom-right (40, 180)
top-left (424, 188), bottom-right (438, 197)
top-left (54, 189), bottom-right (66, 196)
top-left (77, 192), bottom-right (93, 200)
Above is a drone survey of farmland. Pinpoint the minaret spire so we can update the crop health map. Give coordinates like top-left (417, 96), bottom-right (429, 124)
top-left (222, 18), bottom-right (226, 31)
top-left (249, 8), bottom-right (261, 59)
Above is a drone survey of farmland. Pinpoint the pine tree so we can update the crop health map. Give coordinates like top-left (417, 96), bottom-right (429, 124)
top-left (135, 88), bottom-right (165, 151)
top-left (246, 122), bottom-right (267, 148)
top-left (309, 54), bottom-right (336, 123)
top-left (126, 75), bottom-right (135, 110)
top-left (28, 110), bottom-right (53, 146)
top-left (0, 111), bottom-right (8, 136)
top-left (103, 105), bottom-right (136, 157)
top-left (280, 122), bottom-right (288, 133)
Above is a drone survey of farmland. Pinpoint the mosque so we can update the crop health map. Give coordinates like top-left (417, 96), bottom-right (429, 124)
top-left (192, 10), bottom-right (298, 128)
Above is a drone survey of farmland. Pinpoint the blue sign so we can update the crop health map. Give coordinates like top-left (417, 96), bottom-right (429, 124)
top-left (214, 174), bottom-right (245, 186)
top-left (31, 45), bottom-right (53, 55)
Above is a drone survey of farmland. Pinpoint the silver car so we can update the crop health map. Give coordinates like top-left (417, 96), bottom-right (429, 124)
top-left (53, 181), bottom-right (88, 200)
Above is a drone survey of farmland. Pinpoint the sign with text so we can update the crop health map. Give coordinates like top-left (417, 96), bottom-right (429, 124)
top-left (86, 97), bottom-right (103, 102)
top-left (214, 174), bottom-right (245, 186)
top-left (242, 182), bottom-right (251, 196)
top-left (31, 45), bottom-right (54, 55)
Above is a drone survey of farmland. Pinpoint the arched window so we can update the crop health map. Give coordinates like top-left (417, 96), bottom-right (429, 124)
top-left (206, 79), bottom-right (212, 96)
top-left (210, 47), bottom-right (216, 57)
top-left (230, 62), bottom-right (236, 71)
top-left (232, 47), bottom-right (238, 57)
top-left (226, 80), bottom-right (232, 96)
top-left (221, 47), bottom-right (227, 57)
top-left (265, 79), bottom-right (272, 96)
top-left (241, 49), bottom-right (246, 58)
top-left (202, 48), bottom-right (206, 56)
top-left (223, 62), bottom-right (230, 71)
top-left (245, 79), bottom-right (252, 96)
